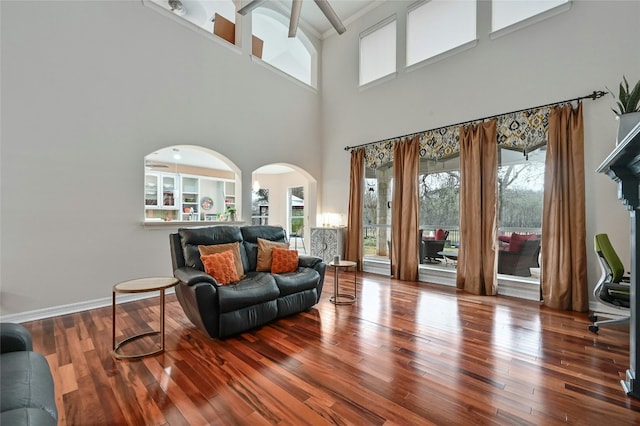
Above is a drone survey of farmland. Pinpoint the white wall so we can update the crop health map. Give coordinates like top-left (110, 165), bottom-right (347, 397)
top-left (320, 0), bottom-right (640, 300)
top-left (0, 0), bottom-right (322, 316)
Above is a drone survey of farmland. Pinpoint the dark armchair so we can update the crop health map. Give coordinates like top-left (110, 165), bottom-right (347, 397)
top-left (1, 323), bottom-right (58, 425)
top-left (498, 238), bottom-right (541, 277)
top-left (419, 229), bottom-right (450, 264)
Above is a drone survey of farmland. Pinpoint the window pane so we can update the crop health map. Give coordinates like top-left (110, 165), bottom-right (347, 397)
top-left (363, 165), bottom-right (393, 261)
top-left (497, 147), bottom-right (545, 279)
top-left (492, 0), bottom-right (569, 32)
top-left (407, 0), bottom-right (476, 66)
top-left (253, 11), bottom-right (312, 85)
top-left (360, 20), bottom-right (396, 86)
top-left (418, 156), bottom-right (460, 265)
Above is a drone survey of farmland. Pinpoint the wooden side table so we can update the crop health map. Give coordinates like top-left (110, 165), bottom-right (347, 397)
top-left (112, 277), bottom-right (178, 360)
top-left (328, 260), bottom-right (357, 305)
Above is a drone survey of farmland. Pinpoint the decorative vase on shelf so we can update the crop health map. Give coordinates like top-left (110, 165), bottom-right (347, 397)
top-left (617, 112), bottom-right (640, 144)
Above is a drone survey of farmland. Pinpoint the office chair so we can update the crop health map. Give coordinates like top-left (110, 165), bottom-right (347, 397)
top-left (588, 233), bottom-right (631, 333)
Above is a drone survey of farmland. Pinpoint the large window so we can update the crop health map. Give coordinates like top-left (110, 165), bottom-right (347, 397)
top-left (497, 147), bottom-right (545, 278)
top-left (363, 164), bottom-right (393, 261)
top-left (359, 18), bottom-right (397, 86)
top-left (492, 0), bottom-right (571, 33)
top-left (406, 0), bottom-right (476, 67)
top-left (418, 156), bottom-right (461, 248)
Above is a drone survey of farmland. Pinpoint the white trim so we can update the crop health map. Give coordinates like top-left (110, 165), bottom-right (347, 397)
top-left (489, 0), bottom-right (572, 40)
top-left (364, 258), bottom-right (541, 301)
top-left (358, 72), bottom-right (398, 92)
top-left (321, 1), bottom-right (386, 40)
top-left (250, 55), bottom-right (318, 93)
top-left (404, 39), bottom-right (478, 74)
top-left (359, 14), bottom-right (397, 39)
top-left (0, 289), bottom-right (175, 324)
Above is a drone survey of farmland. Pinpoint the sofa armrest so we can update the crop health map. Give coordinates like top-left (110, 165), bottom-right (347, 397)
top-left (298, 255), bottom-right (323, 269)
top-left (0, 322), bottom-right (33, 353)
top-left (174, 266), bottom-right (218, 287)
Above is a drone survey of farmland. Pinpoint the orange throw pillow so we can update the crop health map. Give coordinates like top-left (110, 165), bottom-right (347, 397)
top-left (199, 242), bottom-right (245, 278)
top-left (271, 247), bottom-right (299, 274)
top-left (256, 238), bottom-right (290, 272)
top-left (201, 250), bottom-right (240, 285)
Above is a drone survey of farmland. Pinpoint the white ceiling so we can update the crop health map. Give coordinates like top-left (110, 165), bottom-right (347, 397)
top-left (148, 0), bottom-right (383, 38)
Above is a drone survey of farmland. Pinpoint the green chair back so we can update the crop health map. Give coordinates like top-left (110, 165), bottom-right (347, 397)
top-left (594, 233), bottom-right (625, 283)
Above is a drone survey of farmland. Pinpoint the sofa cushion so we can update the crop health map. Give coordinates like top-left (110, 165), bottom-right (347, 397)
top-left (256, 238), bottom-right (290, 272)
top-left (201, 251), bottom-right (240, 285)
top-left (273, 268), bottom-right (320, 297)
top-left (199, 242), bottom-right (245, 278)
top-left (271, 247), bottom-right (299, 274)
top-left (0, 351), bottom-right (57, 422)
top-left (216, 272), bottom-right (280, 313)
top-left (179, 226), bottom-right (244, 270)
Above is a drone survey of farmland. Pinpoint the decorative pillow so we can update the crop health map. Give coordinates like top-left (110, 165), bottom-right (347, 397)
top-left (256, 238), bottom-right (290, 272)
top-left (201, 250), bottom-right (240, 285)
top-left (509, 233), bottom-right (538, 253)
top-left (199, 242), bottom-right (245, 278)
top-left (271, 247), bottom-right (299, 274)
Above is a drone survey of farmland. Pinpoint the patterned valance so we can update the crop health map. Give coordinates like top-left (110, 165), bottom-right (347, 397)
top-left (364, 106), bottom-right (552, 169)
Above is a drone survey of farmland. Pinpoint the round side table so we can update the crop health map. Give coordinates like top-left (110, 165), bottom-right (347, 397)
top-left (112, 277), bottom-right (179, 360)
top-left (328, 260), bottom-right (358, 305)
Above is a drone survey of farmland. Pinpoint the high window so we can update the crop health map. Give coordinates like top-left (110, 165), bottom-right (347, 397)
top-left (359, 18), bottom-right (397, 86)
top-left (253, 9), bottom-right (315, 86)
top-left (492, 0), bottom-right (571, 34)
top-left (406, 0), bottom-right (476, 67)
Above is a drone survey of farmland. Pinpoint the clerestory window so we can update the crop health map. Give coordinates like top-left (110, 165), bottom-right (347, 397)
top-left (406, 0), bottom-right (477, 67)
top-left (359, 17), bottom-right (397, 86)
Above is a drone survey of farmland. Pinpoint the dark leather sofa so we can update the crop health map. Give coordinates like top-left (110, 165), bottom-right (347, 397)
top-left (170, 225), bottom-right (326, 339)
top-left (0, 323), bottom-right (58, 425)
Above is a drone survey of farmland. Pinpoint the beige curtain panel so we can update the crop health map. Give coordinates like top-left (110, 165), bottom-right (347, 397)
top-left (541, 103), bottom-right (588, 311)
top-left (456, 120), bottom-right (498, 296)
top-left (346, 148), bottom-right (364, 270)
top-left (391, 136), bottom-right (420, 281)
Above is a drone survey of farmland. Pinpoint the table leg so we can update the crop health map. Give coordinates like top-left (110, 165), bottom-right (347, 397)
top-left (160, 289), bottom-right (165, 352)
top-left (112, 291), bottom-right (116, 352)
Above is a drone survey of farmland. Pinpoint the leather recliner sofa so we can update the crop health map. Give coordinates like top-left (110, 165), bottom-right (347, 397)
top-left (170, 225), bottom-right (326, 339)
top-left (0, 323), bottom-right (58, 425)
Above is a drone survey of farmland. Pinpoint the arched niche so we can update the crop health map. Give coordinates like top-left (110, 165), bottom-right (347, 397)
top-left (144, 145), bottom-right (241, 223)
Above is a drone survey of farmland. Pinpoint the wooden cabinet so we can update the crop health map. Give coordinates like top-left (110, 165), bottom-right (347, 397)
top-left (310, 227), bottom-right (346, 263)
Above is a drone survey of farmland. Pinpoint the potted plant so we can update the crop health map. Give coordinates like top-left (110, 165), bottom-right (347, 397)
top-left (225, 206), bottom-right (237, 222)
top-left (610, 75), bottom-right (640, 143)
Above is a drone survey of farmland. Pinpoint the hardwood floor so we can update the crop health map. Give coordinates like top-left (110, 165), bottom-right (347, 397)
top-left (23, 271), bottom-right (640, 425)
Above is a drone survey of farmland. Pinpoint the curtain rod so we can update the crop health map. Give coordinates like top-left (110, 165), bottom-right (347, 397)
top-left (344, 90), bottom-right (607, 151)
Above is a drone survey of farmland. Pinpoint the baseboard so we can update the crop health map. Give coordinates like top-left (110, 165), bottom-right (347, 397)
top-left (0, 289), bottom-right (176, 324)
